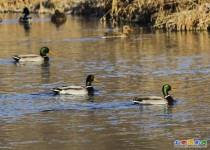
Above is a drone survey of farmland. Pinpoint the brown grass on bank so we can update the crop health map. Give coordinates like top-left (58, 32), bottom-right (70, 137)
top-left (152, 1), bottom-right (210, 31)
top-left (0, 0), bottom-right (75, 14)
top-left (98, 0), bottom-right (210, 31)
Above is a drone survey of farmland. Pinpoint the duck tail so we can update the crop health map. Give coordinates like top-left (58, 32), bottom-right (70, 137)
top-left (133, 97), bottom-right (141, 101)
top-left (133, 97), bottom-right (143, 104)
top-left (12, 56), bottom-right (21, 62)
top-left (52, 88), bottom-right (61, 95)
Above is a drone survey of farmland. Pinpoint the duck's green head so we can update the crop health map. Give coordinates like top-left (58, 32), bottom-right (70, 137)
top-left (40, 47), bottom-right (50, 56)
top-left (86, 75), bottom-right (99, 86)
top-left (162, 84), bottom-right (171, 96)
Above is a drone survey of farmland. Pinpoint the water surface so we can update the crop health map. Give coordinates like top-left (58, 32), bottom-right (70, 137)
top-left (0, 13), bottom-right (210, 150)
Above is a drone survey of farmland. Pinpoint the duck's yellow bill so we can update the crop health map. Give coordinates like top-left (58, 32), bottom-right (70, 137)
top-left (172, 88), bottom-right (177, 91)
top-left (49, 52), bottom-right (54, 55)
top-left (94, 78), bottom-right (99, 82)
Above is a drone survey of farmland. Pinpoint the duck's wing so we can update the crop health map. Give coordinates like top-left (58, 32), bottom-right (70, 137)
top-left (52, 86), bottom-right (87, 95)
top-left (12, 54), bottom-right (43, 62)
top-left (102, 31), bottom-right (126, 38)
top-left (56, 86), bottom-right (84, 90)
top-left (134, 96), bottom-right (163, 100)
top-left (133, 96), bottom-right (167, 105)
top-left (102, 32), bottom-right (115, 38)
top-left (17, 54), bottom-right (40, 58)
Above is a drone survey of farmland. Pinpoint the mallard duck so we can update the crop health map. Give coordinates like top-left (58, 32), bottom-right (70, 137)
top-left (51, 10), bottom-right (67, 25)
top-left (102, 25), bottom-right (133, 38)
top-left (12, 47), bottom-right (51, 62)
top-left (133, 84), bottom-right (175, 105)
top-left (19, 7), bottom-right (32, 24)
top-left (52, 75), bottom-right (99, 95)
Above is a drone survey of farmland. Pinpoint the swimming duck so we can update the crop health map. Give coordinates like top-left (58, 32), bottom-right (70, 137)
top-left (12, 47), bottom-right (51, 63)
top-left (51, 10), bottom-right (67, 25)
top-left (133, 84), bottom-right (175, 105)
top-left (19, 7), bottom-right (32, 24)
top-left (102, 25), bottom-right (133, 38)
top-left (52, 75), bottom-right (99, 95)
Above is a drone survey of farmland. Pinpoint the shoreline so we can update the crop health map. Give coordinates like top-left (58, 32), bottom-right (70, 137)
top-left (0, 0), bottom-right (84, 14)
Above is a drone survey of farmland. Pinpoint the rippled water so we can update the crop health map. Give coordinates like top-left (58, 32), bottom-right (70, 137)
top-left (0, 13), bottom-right (210, 150)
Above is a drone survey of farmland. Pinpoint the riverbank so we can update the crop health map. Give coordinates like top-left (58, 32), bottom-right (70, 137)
top-left (0, 0), bottom-right (210, 31)
top-left (0, 0), bottom-right (83, 14)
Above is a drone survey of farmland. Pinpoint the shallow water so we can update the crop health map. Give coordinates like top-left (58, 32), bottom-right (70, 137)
top-left (0, 13), bottom-right (210, 150)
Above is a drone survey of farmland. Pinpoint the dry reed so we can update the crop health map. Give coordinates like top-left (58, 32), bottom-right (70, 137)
top-left (0, 0), bottom-right (75, 14)
top-left (98, 0), bottom-right (210, 31)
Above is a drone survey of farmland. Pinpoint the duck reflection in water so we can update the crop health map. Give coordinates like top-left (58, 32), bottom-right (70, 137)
top-left (137, 104), bottom-right (174, 115)
top-left (41, 61), bottom-right (51, 83)
top-left (22, 23), bottom-right (31, 34)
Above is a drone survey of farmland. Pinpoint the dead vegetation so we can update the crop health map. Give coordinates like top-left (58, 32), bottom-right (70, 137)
top-left (0, 0), bottom-right (75, 14)
top-left (101, 0), bottom-right (210, 31)
top-left (152, 0), bottom-right (210, 31)
top-left (72, 0), bottom-right (210, 31)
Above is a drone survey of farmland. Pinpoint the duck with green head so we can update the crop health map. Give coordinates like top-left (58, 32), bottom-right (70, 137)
top-left (12, 47), bottom-right (52, 63)
top-left (133, 84), bottom-right (175, 105)
top-left (52, 75), bottom-right (99, 96)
